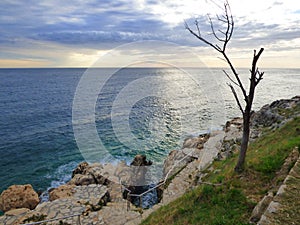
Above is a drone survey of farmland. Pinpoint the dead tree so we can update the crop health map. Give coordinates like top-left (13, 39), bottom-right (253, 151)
top-left (185, 1), bottom-right (264, 172)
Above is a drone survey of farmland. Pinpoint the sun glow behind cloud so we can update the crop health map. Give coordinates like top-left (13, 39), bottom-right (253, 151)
top-left (0, 0), bottom-right (299, 68)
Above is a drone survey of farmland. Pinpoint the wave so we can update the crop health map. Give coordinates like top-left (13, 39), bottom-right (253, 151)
top-left (40, 161), bottom-right (79, 202)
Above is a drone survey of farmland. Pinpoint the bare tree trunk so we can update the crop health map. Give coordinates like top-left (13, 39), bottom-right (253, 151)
top-left (235, 48), bottom-right (264, 172)
top-left (235, 109), bottom-right (250, 172)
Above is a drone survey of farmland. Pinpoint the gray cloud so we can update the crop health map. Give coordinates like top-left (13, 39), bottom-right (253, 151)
top-left (183, 14), bottom-right (300, 52)
top-left (1, 0), bottom-right (300, 67)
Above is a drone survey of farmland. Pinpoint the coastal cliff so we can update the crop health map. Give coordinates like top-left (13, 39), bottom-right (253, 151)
top-left (0, 96), bottom-right (299, 225)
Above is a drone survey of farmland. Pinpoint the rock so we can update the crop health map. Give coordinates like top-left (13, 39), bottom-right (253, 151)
top-left (250, 192), bottom-right (274, 223)
top-left (73, 185), bottom-right (110, 208)
top-left (224, 117), bottom-right (243, 141)
top-left (163, 150), bottom-right (194, 178)
top-left (251, 105), bottom-right (284, 128)
top-left (197, 130), bottom-right (224, 170)
top-left (88, 163), bottom-right (111, 185)
top-left (276, 184), bottom-right (286, 196)
top-left (5, 208), bottom-right (30, 216)
top-left (69, 160), bottom-right (148, 197)
top-left (0, 184), bottom-right (39, 212)
top-left (251, 96), bottom-right (300, 129)
top-left (130, 154), bottom-right (152, 166)
top-left (129, 155), bottom-right (152, 185)
top-left (265, 201), bottom-right (281, 214)
top-left (182, 134), bottom-right (210, 149)
top-left (49, 184), bottom-right (76, 201)
top-left (15, 212), bottom-right (47, 225)
top-left (163, 134), bottom-right (209, 178)
top-left (69, 173), bottom-right (97, 186)
top-left (218, 139), bottom-right (239, 160)
top-left (69, 160), bottom-right (141, 188)
top-left (72, 161), bottom-right (89, 177)
top-left (217, 118), bottom-right (244, 160)
top-left (118, 155), bottom-right (156, 206)
top-left (69, 162), bottom-right (110, 186)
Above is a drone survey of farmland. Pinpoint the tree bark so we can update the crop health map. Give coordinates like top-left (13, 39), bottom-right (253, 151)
top-left (235, 109), bottom-right (250, 172)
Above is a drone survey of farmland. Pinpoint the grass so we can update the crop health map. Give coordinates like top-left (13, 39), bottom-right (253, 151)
top-left (144, 185), bottom-right (253, 225)
top-left (248, 117), bottom-right (300, 175)
top-left (277, 102), bottom-right (300, 118)
top-left (141, 117), bottom-right (300, 225)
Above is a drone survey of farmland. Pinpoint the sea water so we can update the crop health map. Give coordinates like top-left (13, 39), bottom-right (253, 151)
top-left (0, 67), bottom-right (299, 195)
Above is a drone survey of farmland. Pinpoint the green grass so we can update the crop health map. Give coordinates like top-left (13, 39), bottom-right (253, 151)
top-left (248, 117), bottom-right (300, 176)
top-left (141, 117), bottom-right (300, 225)
top-left (143, 185), bottom-right (253, 225)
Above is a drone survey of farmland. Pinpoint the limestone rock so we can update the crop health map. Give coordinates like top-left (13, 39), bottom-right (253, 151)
top-left (14, 212), bottom-right (47, 225)
top-left (69, 160), bottom-right (143, 188)
top-left (224, 117), bottom-right (243, 141)
top-left (72, 161), bottom-right (89, 177)
top-left (68, 173), bottom-right (97, 186)
top-left (130, 154), bottom-right (152, 166)
top-left (265, 201), bottom-right (281, 214)
top-left (49, 184), bottom-right (76, 201)
top-left (182, 134), bottom-right (209, 149)
top-left (114, 161), bottom-right (131, 182)
top-left (0, 184), bottom-right (39, 212)
top-left (163, 134), bottom-right (209, 178)
top-left (252, 105), bottom-right (284, 128)
top-left (69, 162), bottom-right (109, 186)
top-left (163, 150), bottom-right (194, 178)
top-left (5, 208), bottom-right (30, 216)
top-left (251, 96), bottom-right (300, 129)
top-left (250, 192), bottom-right (273, 223)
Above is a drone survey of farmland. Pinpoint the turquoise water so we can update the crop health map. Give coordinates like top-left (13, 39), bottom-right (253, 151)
top-left (0, 68), bottom-right (299, 195)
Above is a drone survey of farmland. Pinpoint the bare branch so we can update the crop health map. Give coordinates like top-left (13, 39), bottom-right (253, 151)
top-left (207, 14), bottom-right (225, 42)
top-left (228, 83), bottom-right (244, 114)
top-left (184, 20), bottom-right (189, 30)
top-left (215, 44), bottom-right (222, 51)
top-left (185, 0), bottom-right (247, 102)
top-left (195, 20), bottom-right (201, 37)
top-left (185, 23), bottom-right (222, 53)
top-left (222, 2), bottom-right (233, 51)
top-left (222, 53), bottom-right (248, 100)
top-left (248, 48), bottom-right (265, 106)
top-left (217, 56), bottom-right (226, 62)
top-left (218, 29), bottom-right (226, 36)
top-left (255, 71), bottom-right (264, 85)
top-left (223, 70), bottom-right (239, 86)
top-left (217, 14), bottom-right (228, 23)
top-left (255, 48), bottom-right (264, 61)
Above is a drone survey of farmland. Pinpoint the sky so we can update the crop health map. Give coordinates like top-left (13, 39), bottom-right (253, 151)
top-left (0, 0), bottom-right (300, 68)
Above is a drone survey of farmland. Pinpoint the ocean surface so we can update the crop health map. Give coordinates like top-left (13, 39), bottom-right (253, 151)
top-left (0, 68), bottom-right (299, 195)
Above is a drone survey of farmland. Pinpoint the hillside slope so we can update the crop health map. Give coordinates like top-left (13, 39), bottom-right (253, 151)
top-left (141, 97), bottom-right (300, 225)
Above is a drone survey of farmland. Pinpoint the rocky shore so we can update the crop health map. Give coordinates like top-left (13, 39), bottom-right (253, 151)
top-left (0, 96), bottom-right (299, 225)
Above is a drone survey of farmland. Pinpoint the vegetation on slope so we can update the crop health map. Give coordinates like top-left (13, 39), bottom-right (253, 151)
top-left (141, 117), bottom-right (300, 225)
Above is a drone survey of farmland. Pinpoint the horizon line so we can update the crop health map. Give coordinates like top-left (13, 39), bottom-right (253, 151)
top-left (0, 66), bottom-right (300, 69)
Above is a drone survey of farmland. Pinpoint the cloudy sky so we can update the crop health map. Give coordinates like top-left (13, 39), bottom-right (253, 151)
top-left (0, 0), bottom-right (300, 68)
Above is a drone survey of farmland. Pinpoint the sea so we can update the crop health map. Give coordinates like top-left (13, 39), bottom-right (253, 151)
top-left (0, 67), bottom-right (299, 197)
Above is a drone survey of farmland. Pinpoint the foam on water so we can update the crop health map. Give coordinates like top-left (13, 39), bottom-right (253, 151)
top-left (40, 161), bottom-right (80, 202)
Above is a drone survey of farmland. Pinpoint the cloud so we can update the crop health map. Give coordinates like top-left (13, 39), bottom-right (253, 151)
top-left (0, 0), bottom-right (300, 67)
